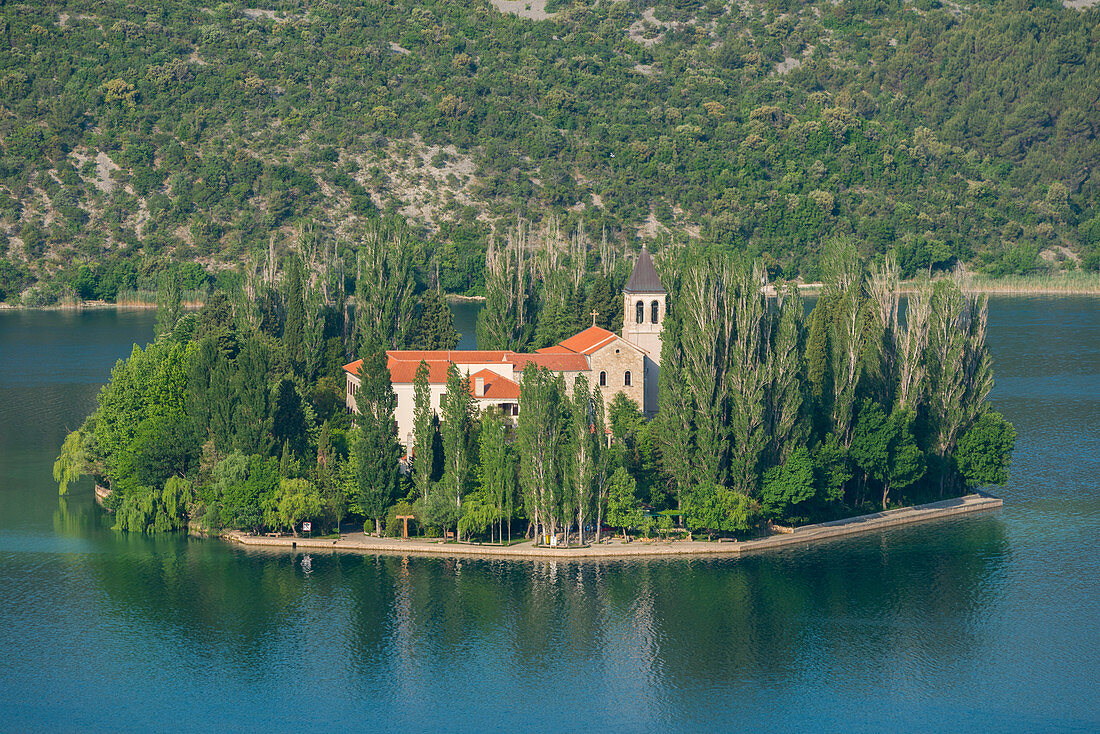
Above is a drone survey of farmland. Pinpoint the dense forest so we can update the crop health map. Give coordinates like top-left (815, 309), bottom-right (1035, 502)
top-left (2, 0), bottom-right (1098, 304)
top-left (54, 239), bottom-right (1015, 540)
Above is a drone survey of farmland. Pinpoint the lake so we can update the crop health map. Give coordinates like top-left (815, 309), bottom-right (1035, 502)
top-left (0, 298), bottom-right (1096, 731)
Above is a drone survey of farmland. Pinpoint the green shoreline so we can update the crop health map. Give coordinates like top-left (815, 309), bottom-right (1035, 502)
top-left (223, 493), bottom-right (1002, 561)
top-left (4, 275), bottom-right (1100, 313)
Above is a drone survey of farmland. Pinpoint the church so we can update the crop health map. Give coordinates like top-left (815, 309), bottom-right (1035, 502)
top-left (343, 248), bottom-right (666, 448)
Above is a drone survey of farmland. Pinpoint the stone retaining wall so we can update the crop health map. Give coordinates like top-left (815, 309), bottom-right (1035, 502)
top-left (225, 493), bottom-right (1002, 561)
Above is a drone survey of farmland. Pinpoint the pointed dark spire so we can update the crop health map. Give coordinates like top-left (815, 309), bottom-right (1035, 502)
top-left (624, 247), bottom-right (665, 293)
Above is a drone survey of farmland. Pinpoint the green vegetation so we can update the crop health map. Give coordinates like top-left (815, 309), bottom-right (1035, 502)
top-left (56, 235), bottom-right (1014, 540)
top-left (655, 240), bottom-right (1015, 534)
top-left (4, 0), bottom-right (1099, 306)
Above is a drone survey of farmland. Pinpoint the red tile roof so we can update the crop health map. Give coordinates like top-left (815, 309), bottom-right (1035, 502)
top-left (345, 338), bottom-right (593, 386)
top-left (387, 350), bottom-right (512, 363)
top-left (469, 369), bottom-right (520, 400)
top-left (510, 352), bottom-right (591, 372)
top-left (558, 326), bottom-right (619, 355)
top-left (343, 359), bottom-right (363, 377)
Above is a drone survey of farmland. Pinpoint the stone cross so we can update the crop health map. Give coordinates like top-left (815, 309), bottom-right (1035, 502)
top-left (590, 309), bottom-right (599, 327)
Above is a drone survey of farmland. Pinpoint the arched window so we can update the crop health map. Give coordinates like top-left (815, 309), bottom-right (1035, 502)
top-left (599, 371), bottom-right (607, 387)
top-left (651, 300), bottom-right (660, 323)
top-left (624, 371), bottom-right (631, 386)
top-left (635, 300), bottom-right (644, 324)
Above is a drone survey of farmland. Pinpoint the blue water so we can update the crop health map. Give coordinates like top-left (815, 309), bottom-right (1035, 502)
top-left (0, 299), bottom-right (1097, 731)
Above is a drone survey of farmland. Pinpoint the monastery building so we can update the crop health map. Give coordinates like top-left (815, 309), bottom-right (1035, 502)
top-left (344, 248), bottom-right (666, 449)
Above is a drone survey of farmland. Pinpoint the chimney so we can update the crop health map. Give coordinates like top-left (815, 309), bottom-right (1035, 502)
top-left (475, 376), bottom-right (485, 397)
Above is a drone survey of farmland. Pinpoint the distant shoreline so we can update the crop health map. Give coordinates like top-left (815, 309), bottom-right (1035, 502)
top-left (224, 493), bottom-right (1002, 561)
top-left (0, 300), bottom-right (203, 312)
top-left (3, 274), bottom-right (1098, 312)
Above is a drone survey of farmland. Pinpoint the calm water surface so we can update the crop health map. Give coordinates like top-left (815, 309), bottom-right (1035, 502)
top-left (0, 299), bottom-right (1097, 732)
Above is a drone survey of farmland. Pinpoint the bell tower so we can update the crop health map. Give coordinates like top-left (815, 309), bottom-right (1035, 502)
top-left (621, 247), bottom-right (665, 416)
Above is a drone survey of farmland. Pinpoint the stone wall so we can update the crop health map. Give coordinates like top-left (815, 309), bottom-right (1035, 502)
top-left (588, 338), bottom-right (646, 411)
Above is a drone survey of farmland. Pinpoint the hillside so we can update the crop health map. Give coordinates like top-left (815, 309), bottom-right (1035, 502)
top-left (0, 0), bottom-right (1097, 303)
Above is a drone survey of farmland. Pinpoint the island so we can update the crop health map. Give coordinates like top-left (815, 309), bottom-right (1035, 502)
top-left (55, 236), bottom-right (1016, 557)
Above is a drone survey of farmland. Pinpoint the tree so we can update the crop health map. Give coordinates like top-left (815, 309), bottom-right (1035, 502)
top-left (684, 481), bottom-right (758, 538)
top-left (155, 268), bottom-right (184, 339)
top-left (766, 283), bottom-right (806, 464)
top-left (354, 229), bottom-right (417, 350)
top-left (412, 360), bottom-right (435, 503)
top-left (926, 279), bottom-right (993, 494)
top-left (516, 365), bottom-right (569, 543)
top-left (220, 454), bottom-right (278, 532)
top-left (567, 374), bottom-right (600, 546)
top-left (812, 435), bottom-right (851, 508)
top-left (271, 478), bottom-right (322, 536)
top-left (411, 289), bottom-right (460, 350)
top-left (440, 364), bottom-right (475, 536)
top-left (316, 422), bottom-right (347, 535)
top-left (478, 406), bottom-right (516, 544)
top-left (606, 466), bottom-right (643, 537)
top-left (54, 427), bottom-right (90, 496)
top-left (352, 339), bottom-right (401, 534)
top-left (232, 338), bottom-right (274, 456)
top-left (272, 377), bottom-right (308, 458)
top-left (282, 255), bottom-right (306, 373)
top-left (955, 412), bottom-right (1016, 488)
top-left (761, 447), bottom-right (816, 522)
top-left (850, 401), bottom-right (925, 509)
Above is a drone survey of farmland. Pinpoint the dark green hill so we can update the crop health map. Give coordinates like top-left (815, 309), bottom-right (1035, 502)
top-left (0, 0), bottom-right (1097, 302)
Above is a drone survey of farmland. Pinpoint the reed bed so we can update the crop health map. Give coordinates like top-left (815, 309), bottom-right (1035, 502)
top-left (964, 271), bottom-right (1100, 295)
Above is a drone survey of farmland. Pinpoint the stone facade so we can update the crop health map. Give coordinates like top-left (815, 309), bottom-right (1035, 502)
top-left (587, 337), bottom-right (646, 410)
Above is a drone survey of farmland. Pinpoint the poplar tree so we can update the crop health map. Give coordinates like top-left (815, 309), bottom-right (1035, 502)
top-left (440, 363), bottom-right (474, 536)
top-left (476, 222), bottom-right (535, 350)
top-left (354, 229), bottom-right (417, 350)
top-left (567, 374), bottom-right (600, 546)
top-left (725, 261), bottom-right (769, 496)
top-left (656, 295), bottom-right (696, 515)
top-left (517, 365), bottom-right (568, 542)
top-left (155, 268), bottom-right (184, 339)
top-left (412, 360), bottom-right (435, 503)
top-left (766, 282), bottom-right (806, 464)
top-left (478, 406), bottom-right (516, 543)
top-left (353, 340), bottom-right (401, 534)
top-left (926, 279), bottom-right (993, 494)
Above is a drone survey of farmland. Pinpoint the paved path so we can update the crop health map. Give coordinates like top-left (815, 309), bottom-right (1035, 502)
top-left (224, 493), bottom-right (1002, 561)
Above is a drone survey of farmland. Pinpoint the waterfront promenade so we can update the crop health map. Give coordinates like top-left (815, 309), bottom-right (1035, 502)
top-left (225, 493), bottom-right (1002, 560)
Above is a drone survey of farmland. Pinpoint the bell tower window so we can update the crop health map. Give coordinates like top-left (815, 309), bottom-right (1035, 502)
top-left (635, 301), bottom-right (644, 324)
top-left (651, 300), bottom-right (659, 323)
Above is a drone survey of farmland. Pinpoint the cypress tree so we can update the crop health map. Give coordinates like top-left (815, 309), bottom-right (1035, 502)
top-left (232, 338), bottom-right (273, 456)
top-left (282, 255), bottom-right (306, 373)
top-left (272, 377), bottom-right (308, 458)
top-left (411, 290), bottom-right (460, 350)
